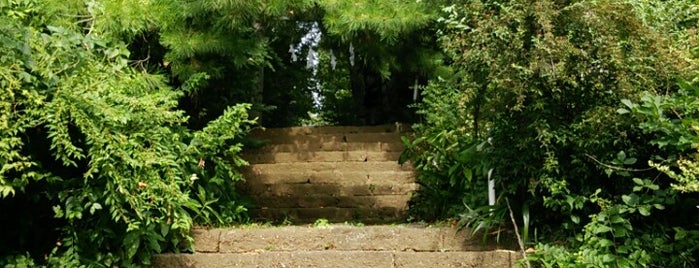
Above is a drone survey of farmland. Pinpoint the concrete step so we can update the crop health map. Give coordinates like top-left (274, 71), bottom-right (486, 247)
top-left (249, 207), bottom-right (406, 223)
top-left (153, 251), bottom-right (517, 268)
top-left (245, 162), bottom-right (413, 174)
top-left (250, 124), bottom-right (412, 138)
top-left (244, 151), bottom-right (404, 164)
top-left (250, 141), bottom-right (405, 153)
top-left (242, 181), bottom-right (419, 197)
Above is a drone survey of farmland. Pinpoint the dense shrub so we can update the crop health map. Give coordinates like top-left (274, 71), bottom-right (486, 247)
top-left (0, 1), bottom-right (254, 266)
top-left (406, 0), bottom-right (699, 266)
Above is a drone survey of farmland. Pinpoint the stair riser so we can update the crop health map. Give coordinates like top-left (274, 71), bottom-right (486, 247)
top-left (249, 207), bottom-right (405, 223)
top-left (244, 151), bottom-right (404, 164)
top-left (242, 183), bottom-right (419, 196)
top-left (251, 142), bottom-right (405, 153)
top-left (251, 195), bottom-right (411, 209)
top-left (240, 171), bottom-right (415, 185)
top-left (245, 162), bottom-right (413, 174)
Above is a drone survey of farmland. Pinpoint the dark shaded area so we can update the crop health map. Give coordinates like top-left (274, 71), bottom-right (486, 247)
top-left (0, 126), bottom-right (85, 262)
top-left (0, 182), bottom-right (63, 262)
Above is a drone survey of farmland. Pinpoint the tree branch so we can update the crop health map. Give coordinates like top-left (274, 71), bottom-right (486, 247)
top-left (584, 153), bottom-right (655, 172)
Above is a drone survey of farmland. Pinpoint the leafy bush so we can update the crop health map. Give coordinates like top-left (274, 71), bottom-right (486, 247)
top-left (0, 1), bottom-right (254, 266)
top-left (407, 0), bottom-right (699, 266)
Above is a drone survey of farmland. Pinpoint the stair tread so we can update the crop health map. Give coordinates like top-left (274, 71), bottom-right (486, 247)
top-left (189, 225), bottom-right (512, 253)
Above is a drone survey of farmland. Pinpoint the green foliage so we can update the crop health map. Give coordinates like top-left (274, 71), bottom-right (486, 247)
top-left (0, 1), bottom-right (255, 266)
top-left (621, 75), bottom-right (699, 193)
top-left (408, 0), bottom-right (699, 266)
top-left (320, 0), bottom-right (434, 43)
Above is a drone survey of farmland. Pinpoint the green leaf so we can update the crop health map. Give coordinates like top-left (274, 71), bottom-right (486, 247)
top-left (597, 238), bottom-right (614, 248)
top-left (617, 151), bottom-right (627, 160)
top-left (594, 225), bottom-right (613, 234)
top-left (621, 194), bottom-right (638, 206)
top-left (571, 214), bottom-right (580, 224)
top-left (638, 205), bottom-right (651, 216)
top-left (647, 183), bottom-right (659, 191)
top-left (464, 168), bottom-right (473, 182)
top-left (675, 227), bottom-right (687, 240)
top-left (616, 108), bottom-right (630, 114)
top-left (621, 99), bottom-right (634, 109)
top-left (89, 202), bottom-right (103, 214)
top-left (610, 214), bottom-right (625, 224)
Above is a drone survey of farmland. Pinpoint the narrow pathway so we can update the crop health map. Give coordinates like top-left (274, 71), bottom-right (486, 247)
top-left (153, 125), bottom-right (518, 267)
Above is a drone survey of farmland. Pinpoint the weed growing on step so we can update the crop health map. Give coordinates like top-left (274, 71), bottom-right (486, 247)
top-left (313, 218), bottom-right (331, 228)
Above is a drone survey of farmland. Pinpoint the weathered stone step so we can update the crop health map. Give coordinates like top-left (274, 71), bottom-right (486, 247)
top-left (249, 207), bottom-right (405, 223)
top-left (153, 251), bottom-right (517, 268)
top-left (242, 181), bottom-right (419, 196)
top-left (254, 132), bottom-right (406, 144)
top-left (250, 141), bottom-right (405, 153)
top-left (241, 170), bottom-right (415, 185)
top-left (244, 151), bottom-right (404, 164)
top-left (250, 124), bottom-right (411, 138)
top-left (245, 162), bottom-right (413, 174)
top-left (152, 225), bottom-right (519, 267)
top-left (252, 195), bottom-right (411, 209)
top-left (190, 225), bottom-right (501, 253)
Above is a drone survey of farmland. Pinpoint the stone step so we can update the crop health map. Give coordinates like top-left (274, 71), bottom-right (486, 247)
top-left (189, 225), bottom-right (502, 253)
top-left (241, 181), bottom-right (419, 197)
top-left (252, 195), bottom-right (412, 209)
top-left (250, 141), bottom-right (406, 153)
top-left (244, 151), bottom-right (404, 164)
top-left (241, 170), bottom-right (415, 185)
top-left (153, 251), bottom-right (517, 268)
top-left (152, 225), bottom-right (519, 267)
top-left (245, 162), bottom-right (413, 174)
top-left (250, 124), bottom-right (412, 138)
top-left (249, 207), bottom-right (406, 223)
top-left (253, 132), bottom-right (407, 145)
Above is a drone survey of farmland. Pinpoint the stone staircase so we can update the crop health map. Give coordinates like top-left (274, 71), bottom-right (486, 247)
top-left (152, 125), bottom-right (519, 267)
top-left (239, 124), bottom-right (416, 223)
top-left (153, 224), bottom-right (520, 267)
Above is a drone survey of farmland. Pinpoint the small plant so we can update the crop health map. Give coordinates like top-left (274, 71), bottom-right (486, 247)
top-left (312, 218), bottom-right (331, 228)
